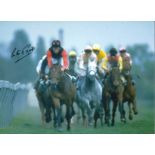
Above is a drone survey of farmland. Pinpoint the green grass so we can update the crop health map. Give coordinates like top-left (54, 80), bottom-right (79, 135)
top-left (0, 103), bottom-right (154, 134)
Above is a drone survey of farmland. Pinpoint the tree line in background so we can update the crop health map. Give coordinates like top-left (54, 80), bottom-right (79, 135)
top-left (0, 29), bottom-right (154, 103)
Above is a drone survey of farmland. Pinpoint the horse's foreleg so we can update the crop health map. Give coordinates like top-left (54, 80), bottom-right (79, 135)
top-left (128, 102), bottom-right (133, 120)
top-left (76, 104), bottom-right (81, 124)
top-left (94, 109), bottom-right (98, 128)
top-left (111, 101), bottom-right (117, 126)
top-left (99, 103), bottom-right (104, 127)
top-left (104, 97), bottom-right (110, 126)
top-left (132, 99), bottom-right (138, 115)
top-left (87, 104), bottom-right (93, 126)
top-left (119, 102), bottom-right (126, 123)
top-left (66, 105), bottom-right (72, 131)
top-left (52, 98), bottom-right (62, 131)
top-left (81, 108), bottom-right (87, 127)
top-left (38, 101), bottom-right (45, 126)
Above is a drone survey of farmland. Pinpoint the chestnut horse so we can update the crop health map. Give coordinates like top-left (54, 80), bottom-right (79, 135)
top-left (122, 69), bottom-right (138, 120)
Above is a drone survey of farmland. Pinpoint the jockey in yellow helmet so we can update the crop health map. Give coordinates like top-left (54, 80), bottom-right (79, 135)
top-left (69, 50), bottom-right (77, 57)
top-left (92, 44), bottom-right (107, 64)
top-left (68, 50), bottom-right (78, 77)
top-left (92, 44), bottom-right (107, 77)
top-left (69, 50), bottom-right (77, 66)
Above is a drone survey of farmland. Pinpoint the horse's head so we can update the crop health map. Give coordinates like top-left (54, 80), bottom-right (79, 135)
top-left (49, 64), bottom-right (63, 84)
top-left (109, 66), bottom-right (121, 87)
top-left (86, 59), bottom-right (97, 81)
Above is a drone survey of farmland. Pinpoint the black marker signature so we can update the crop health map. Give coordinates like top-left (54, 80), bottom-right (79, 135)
top-left (11, 44), bottom-right (35, 63)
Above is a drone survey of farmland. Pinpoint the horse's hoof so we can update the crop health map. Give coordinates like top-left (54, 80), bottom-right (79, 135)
top-left (134, 111), bottom-right (138, 115)
top-left (88, 122), bottom-right (93, 127)
top-left (111, 123), bottom-right (114, 126)
top-left (56, 127), bottom-right (63, 132)
top-left (129, 115), bottom-right (133, 120)
top-left (67, 127), bottom-right (71, 131)
top-left (121, 118), bottom-right (126, 123)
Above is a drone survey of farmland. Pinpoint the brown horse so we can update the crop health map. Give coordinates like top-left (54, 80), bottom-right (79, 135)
top-left (34, 78), bottom-right (53, 125)
top-left (122, 69), bottom-right (138, 120)
top-left (102, 64), bottom-right (125, 126)
top-left (48, 64), bottom-right (76, 131)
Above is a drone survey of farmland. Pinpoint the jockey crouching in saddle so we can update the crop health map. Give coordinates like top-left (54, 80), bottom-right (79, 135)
top-left (77, 45), bottom-right (97, 89)
top-left (68, 50), bottom-right (78, 82)
top-left (92, 43), bottom-right (107, 80)
top-left (34, 40), bottom-right (69, 89)
top-left (101, 47), bottom-right (126, 84)
top-left (119, 47), bottom-right (135, 85)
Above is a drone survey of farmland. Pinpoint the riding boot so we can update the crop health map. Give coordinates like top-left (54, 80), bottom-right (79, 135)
top-left (34, 77), bottom-right (40, 89)
top-left (102, 73), bottom-right (108, 85)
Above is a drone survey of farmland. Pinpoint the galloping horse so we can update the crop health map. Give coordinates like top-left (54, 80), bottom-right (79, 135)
top-left (76, 60), bottom-right (103, 127)
top-left (102, 62), bottom-right (125, 126)
top-left (122, 69), bottom-right (138, 120)
top-left (35, 78), bottom-right (53, 125)
top-left (48, 64), bottom-right (76, 131)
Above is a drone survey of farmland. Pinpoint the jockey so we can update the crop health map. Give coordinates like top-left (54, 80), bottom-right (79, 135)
top-left (47, 40), bottom-right (69, 71)
top-left (101, 47), bottom-right (126, 84)
top-left (34, 40), bottom-right (69, 88)
top-left (119, 47), bottom-right (132, 71)
top-left (76, 45), bottom-right (97, 89)
top-left (101, 47), bottom-right (123, 72)
top-left (34, 55), bottom-right (48, 89)
top-left (68, 50), bottom-right (78, 78)
top-left (119, 47), bottom-right (135, 85)
top-left (92, 43), bottom-right (107, 78)
top-left (69, 50), bottom-right (77, 70)
top-left (78, 45), bottom-right (97, 76)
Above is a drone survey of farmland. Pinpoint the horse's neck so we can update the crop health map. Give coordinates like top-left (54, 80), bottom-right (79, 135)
top-left (69, 63), bottom-right (75, 70)
top-left (56, 73), bottom-right (65, 87)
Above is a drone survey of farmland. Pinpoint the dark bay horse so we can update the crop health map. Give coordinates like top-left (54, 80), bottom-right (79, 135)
top-left (48, 64), bottom-right (76, 131)
top-left (34, 78), bottom-right (53, 125)
top-left (122, 69), bottom-right (138, 120)
top-left (102, 64), bottom-right (125, 126)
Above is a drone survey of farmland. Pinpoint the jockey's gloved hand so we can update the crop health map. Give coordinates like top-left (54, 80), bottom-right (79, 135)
top-left (61, 67), bottom-right (68, 71)
top-left (71, 76), bottom-right (77, 82)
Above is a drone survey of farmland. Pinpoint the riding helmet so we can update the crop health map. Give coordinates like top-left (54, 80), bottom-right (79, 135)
top-left (52, 40), bottom-right (61, 48)
top-left (109, 48), bottom-right (118, 56)
top-left (69, 50), bottom-right (77, 57)
top-left (84, 45), bottom-right (92, 53)
top-left (119, 47), bottom-right (126, 53)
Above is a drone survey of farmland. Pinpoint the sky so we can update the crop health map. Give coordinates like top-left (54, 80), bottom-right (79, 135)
top-left (0, 21), bottom-right (154, 53)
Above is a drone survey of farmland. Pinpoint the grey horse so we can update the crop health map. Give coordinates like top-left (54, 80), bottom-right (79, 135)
top-left (76, 60), bottom-right (103, 127)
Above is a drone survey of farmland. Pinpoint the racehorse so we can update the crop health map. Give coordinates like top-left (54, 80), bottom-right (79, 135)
top-left (48, 64), bottom-right (76, 131)
top-left (34, 78), bottom-right (53, 125)
top-left (122, 69), bottom-right (138, 120)
top-left (76, 60), bottom-right (103, 127)
top-left (102, 62), bottom-right (125, 126)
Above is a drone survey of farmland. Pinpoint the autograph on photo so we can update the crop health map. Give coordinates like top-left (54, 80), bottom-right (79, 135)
top-left (11, 44), bottom-right (35, 63)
